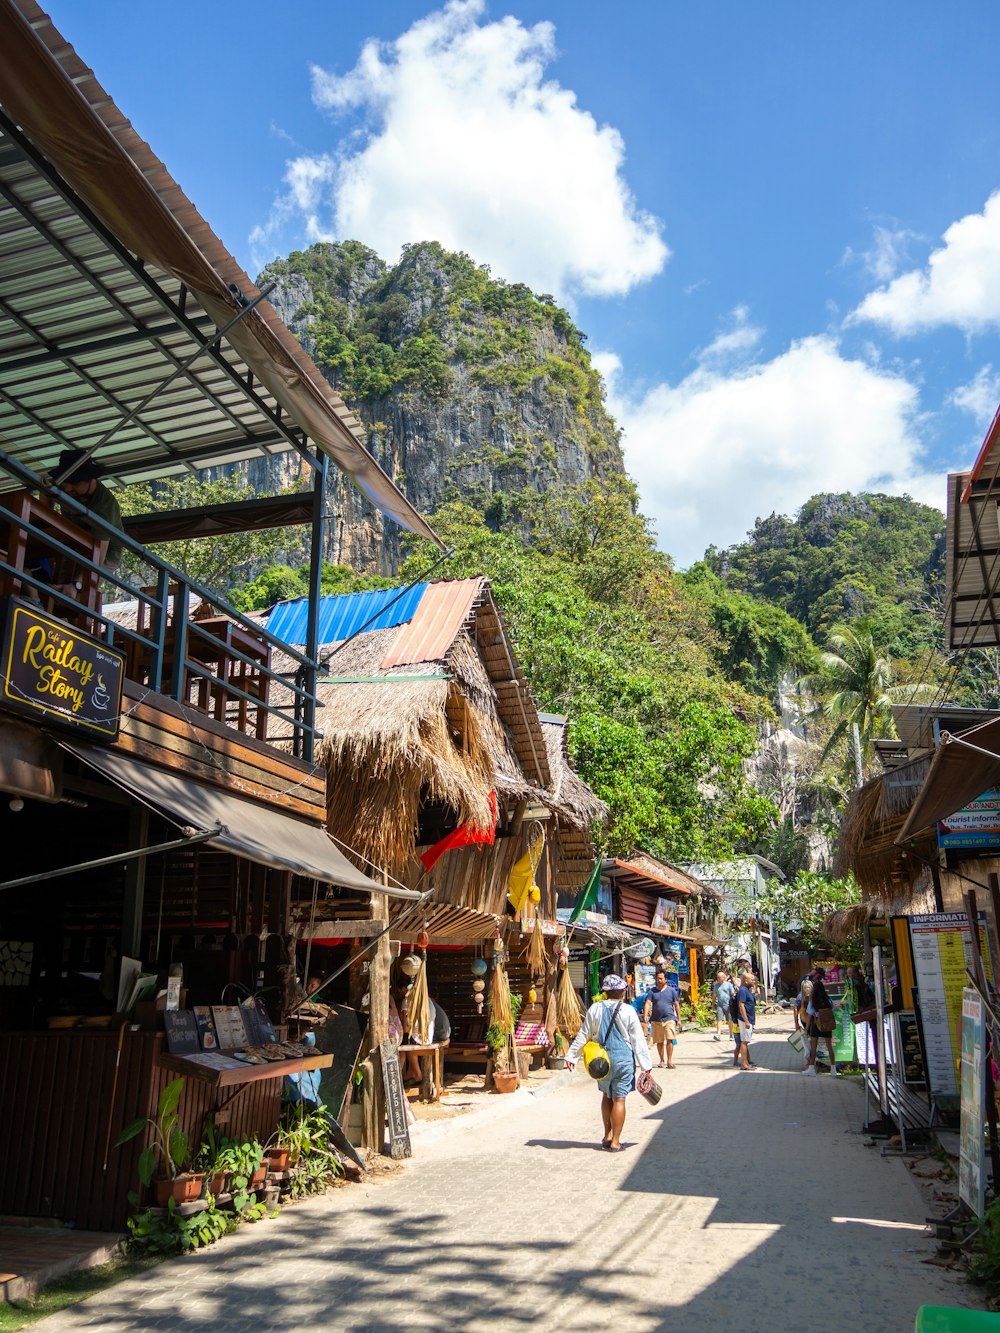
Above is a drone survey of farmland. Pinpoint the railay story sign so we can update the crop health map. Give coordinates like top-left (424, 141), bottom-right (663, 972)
top-left (0, 598), bottom-right (124, 740)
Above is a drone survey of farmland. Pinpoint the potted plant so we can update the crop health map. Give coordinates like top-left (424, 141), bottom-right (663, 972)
top-left (487, 1022), bottom-right (518, 1093)
top-left (546, 1030), bottom-right (567, 1071)
top-left (228, 1137), bottom-right (266, 1192)
top-left (115, 1077), bottom-right (205, 1206)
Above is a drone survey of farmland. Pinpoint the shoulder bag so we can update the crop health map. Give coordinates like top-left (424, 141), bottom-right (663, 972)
top-left (582, 999), bottom-right (623, 1079)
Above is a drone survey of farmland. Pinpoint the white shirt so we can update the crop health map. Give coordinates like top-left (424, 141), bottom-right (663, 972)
top-left (567, 1000), bottom-right (653, 1073)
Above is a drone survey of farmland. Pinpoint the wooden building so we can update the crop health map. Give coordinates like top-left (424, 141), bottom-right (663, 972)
top-left (263, 580), bottom-right (607, 1077)
top-left (0, 1), bottom-right (432, 1229)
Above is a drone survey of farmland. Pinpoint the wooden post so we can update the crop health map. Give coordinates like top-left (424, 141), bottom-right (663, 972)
top-left (365, 885), bottom-right (391, 1154)
top-left (120, 806), bottom-right (149, 959)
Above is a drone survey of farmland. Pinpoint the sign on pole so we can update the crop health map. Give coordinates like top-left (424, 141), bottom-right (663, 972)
top-left (959, 988), bottom-right (986, 1217)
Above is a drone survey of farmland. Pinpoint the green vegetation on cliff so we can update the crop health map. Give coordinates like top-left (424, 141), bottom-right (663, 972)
top-left (705, 492), bottom-right (945, 658)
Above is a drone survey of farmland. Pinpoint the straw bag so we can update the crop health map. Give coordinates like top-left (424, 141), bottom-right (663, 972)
top-left (636, 1068), bottom-right (662, 1105)
top-left (583, 1000), bottom-right (623, 1079)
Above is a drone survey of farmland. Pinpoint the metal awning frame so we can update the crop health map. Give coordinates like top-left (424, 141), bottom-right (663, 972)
top-left (0, 109), bottom-right (322, 482)
top-left (0, 825), bottom-right (217, 891)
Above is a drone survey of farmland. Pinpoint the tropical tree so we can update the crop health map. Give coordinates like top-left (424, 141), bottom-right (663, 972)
top-left (802, 622), bottom-right (933, 782)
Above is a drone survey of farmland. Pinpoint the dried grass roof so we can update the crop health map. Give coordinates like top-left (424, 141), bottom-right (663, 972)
top-left (540, 715), bottom-right (608, 831)
top-left (834, 754), bottom-right (937, 906)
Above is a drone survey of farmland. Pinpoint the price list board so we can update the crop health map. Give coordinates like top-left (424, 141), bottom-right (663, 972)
top-left (908, 912), bottom-right (993, 1104)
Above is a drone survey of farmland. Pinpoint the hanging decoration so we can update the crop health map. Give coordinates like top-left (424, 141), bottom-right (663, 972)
top-left (471, 948), bottom-right (486, 1014)
top-left (557, 966), bottom-right (585, 1039)
top-left (506, 828), bottom-right (544, 916)
top-left (420, 790), bottom-right (498, 872)
top-left (400, 953), bottom-right (421, 977)
top-left (527, 913), bottom-right (546, 975)
top-left (489, 959), bottom-right (513, 1034)
top-left (408, 954), bottom-right (431, 1042)
top-left (407, 916), bottom-right (432, 1042)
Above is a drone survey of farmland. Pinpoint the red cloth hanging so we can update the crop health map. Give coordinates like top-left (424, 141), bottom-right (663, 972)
top-left (419, 790), bottom-right (498, 872)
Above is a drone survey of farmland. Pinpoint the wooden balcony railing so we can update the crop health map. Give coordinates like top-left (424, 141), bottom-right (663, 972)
top-left (0, 447), bottom-right (319, 759)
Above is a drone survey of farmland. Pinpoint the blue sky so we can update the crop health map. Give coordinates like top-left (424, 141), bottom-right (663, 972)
top-left (45, 0), bottom-right (1000, 565)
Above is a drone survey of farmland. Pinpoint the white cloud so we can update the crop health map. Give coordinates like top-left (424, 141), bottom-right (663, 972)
top-left (950, 365), bottom-right (1000, 421)
top-left (254, 0), bottom-right (667, 297)
top-left (843, 224), bottom-right (921, 284)
top-left (694, 306), bottom-right (763, 368)
top-left (852, 192), bottom-right (1000, 334)
top-left (600, 334), bottom-right (944, 567)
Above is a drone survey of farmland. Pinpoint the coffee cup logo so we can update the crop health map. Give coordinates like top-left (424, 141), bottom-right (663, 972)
top-left (92, 674), bottom-right (110, 711)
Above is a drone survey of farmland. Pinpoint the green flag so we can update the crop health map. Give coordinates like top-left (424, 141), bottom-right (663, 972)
top-left (568, 859), bottom-right (602, 925)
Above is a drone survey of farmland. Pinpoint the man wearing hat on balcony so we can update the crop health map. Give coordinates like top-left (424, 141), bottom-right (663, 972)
top-left (55, 448), bottom-right (125, 567)
top-left (566, 974), bottom-right (653, 1152)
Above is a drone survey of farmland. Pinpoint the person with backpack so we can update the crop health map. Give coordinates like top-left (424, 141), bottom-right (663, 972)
top-left (566, 973), bottom-right (653, 1152)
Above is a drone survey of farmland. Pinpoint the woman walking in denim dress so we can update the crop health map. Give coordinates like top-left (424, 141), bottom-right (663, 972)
top-left (566, 974), bottom-right (653, 1152)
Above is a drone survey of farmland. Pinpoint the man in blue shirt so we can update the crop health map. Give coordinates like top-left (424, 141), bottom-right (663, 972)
top-left (643, 970), bottom-right (682, 1069)
top-left (737, 970), bottom-right (757, 1072)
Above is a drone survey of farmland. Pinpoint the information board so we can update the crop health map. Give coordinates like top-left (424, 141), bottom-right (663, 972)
top-left (938, 790), bottom-right (1000, 851)
top-left (908, 913), bottom-right (993, 1104)
top-left (959, 988), bottom-right (986, 1217)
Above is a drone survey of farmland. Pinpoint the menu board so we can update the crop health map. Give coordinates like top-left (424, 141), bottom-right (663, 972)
top-left (163, 1010), bottom-right (200, 1055)
top-left (908, 912), bottom-right (993, 1104)
top-left (193, 1006), bottom-right (218, 1050)
top-left (211, 1006), bottom-right (248, 1050)
top-left (959, 988), bottom-right (986, 1217)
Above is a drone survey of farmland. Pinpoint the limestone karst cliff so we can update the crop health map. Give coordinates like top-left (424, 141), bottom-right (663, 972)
top-left (226, 240), bottom-right (626, 571)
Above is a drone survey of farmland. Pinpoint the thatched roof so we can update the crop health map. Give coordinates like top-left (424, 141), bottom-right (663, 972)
top-left (834, 753), bottom-right (937, 905)
top-left (539, 714), bottom-right (608, 831)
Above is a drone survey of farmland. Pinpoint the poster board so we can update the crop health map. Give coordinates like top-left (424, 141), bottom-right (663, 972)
top-left (908, 912), bottom-right (994, 1106)
top-left (959, 988), bottom-right (986, 1217)
top-left (379, 1038), bottom-right (412, 1160)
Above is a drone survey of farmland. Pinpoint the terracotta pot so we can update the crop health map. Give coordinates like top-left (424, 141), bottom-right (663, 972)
top-left (249, 1165), bottom-right (267, 1189)
top-left (264, 1147), bottom-right (290, 1171)
top-left (493, 1071), bottom-right (518, 1094)
top-left (208, 1171), bottom-right (231, 1197)
top-left (154, 1172), bottom-right (205, 1207)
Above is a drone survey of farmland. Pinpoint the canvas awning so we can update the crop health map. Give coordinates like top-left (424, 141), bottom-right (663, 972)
top-left (896, 715), bottom-right (1000, 842)
top-left (62, 742), bottom-right (420, 898)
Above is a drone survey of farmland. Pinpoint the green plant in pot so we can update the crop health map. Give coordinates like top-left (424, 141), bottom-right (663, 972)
top-left (546, 1029), bottom-right (567, 1070)
top-left (487, 993), bottom-right (523, 1091)
top-left (116, 1077), bottom-right (204, 1207)
top-left (196, 1116), bottom-right (239, 1198)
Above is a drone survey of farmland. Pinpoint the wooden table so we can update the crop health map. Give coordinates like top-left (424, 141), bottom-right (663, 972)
top-left (156, 1049), bottom-right (333, 1112)
top-left (397, 1041), bottom-right (448, 1102)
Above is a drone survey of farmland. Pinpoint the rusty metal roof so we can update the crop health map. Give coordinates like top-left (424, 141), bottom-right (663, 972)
top-left (380, 578), bottom-right (485, 668)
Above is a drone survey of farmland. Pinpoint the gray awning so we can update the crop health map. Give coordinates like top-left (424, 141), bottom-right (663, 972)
top-left (63, 743), bottom-right (419, 898)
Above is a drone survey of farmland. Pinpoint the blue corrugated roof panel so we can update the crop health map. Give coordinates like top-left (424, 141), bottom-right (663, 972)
top-left (266, 584), bottom-right (429, 647)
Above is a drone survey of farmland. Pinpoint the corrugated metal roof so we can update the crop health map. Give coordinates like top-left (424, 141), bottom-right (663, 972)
top-left (266, 584), bottom-right (428, 648)
top-left (0, 0), bottom-right (440, 545)
top-left (380, 578), bottom-right (484, 668)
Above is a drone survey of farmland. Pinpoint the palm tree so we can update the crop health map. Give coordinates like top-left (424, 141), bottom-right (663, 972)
top-left (802, 623), bottom-right (933, 784)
